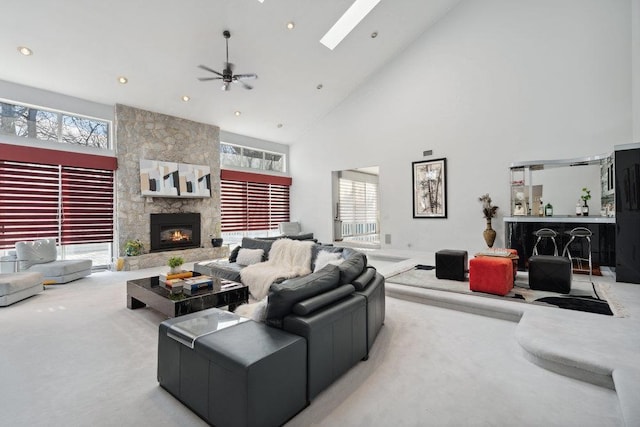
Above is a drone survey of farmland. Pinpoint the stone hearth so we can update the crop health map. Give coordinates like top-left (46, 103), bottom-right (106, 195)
top-left (122, 246), bottom-right (229, 271)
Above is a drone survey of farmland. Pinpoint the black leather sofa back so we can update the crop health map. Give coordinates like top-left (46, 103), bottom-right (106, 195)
top-left (265, 264), bottom-right (341, 328)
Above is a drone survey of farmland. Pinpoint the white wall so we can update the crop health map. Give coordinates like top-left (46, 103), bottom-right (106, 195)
top-left (290, 0), bottom-right (633, 253)
top-left (0, 79), bottom-right (113, 121)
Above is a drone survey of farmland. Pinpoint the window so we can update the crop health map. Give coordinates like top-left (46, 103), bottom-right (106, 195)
top-left (0, 144), bottom-right (117, 267)
top-left (220, 170), bottom-right (291, 243)
top-left (220, 142), bottom-right (285, 173)
top-left (0, 100), bottom-right (110, 149)
top-left (0, 160), bottom-right (115, 247)
top-left (339, 177), bottom-right (378, 237)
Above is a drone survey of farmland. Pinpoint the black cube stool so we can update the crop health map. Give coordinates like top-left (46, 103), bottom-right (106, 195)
top-left (528, 255), bottom-right (572, 293)
top-left (436, 250), bottom-right (468, 281)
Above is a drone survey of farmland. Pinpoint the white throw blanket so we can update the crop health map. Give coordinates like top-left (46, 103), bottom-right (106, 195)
top-left (240, 239), bottom-right (315, 300)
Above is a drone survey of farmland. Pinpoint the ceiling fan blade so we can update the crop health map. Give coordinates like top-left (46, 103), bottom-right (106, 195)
top-left (234, 73), bottom-right (258, 80)
top-left (233, 78), bottom-right (253, 90)
top-left (198, 64), bottom-right (223, 77)
top-left (198, 77), bottom-right (223, 81)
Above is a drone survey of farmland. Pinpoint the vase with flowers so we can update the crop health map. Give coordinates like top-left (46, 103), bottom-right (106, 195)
top-left (580, 187), bottom-right (591, 216)
top-left (479, 193), bottom-right (499, 248)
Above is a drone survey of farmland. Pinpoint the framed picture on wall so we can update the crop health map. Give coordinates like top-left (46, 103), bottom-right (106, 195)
top-left (412, 158), bottom-right (447, 218)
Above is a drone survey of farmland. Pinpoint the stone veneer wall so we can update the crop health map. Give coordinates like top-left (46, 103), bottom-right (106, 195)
top-left (115, 104), bottom-right (222, 269)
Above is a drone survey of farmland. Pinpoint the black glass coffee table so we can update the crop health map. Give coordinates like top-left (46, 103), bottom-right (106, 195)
top-left (126, 273), bottom-right (248, 318)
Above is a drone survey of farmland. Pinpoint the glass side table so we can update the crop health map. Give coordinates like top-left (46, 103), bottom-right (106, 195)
top-left (165, 308), bottom-right (249, 348)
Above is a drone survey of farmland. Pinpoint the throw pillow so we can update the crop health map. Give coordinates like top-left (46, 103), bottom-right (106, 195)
top-left (338, 251), bottom-right (367, 284)
top-left (228, 245), bottom-right (241, 263)
top-left (313, 250), bottom-right (344, 272)
top-left (236, 248), bottom-right (264, 266)
top-left (240, 237), bottom-right (274, 260)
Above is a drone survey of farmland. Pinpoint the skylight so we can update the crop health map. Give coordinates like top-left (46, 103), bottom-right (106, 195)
top-left (320, 0), bottom-right (381, 50)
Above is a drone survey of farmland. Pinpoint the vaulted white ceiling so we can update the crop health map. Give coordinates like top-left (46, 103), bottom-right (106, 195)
top-left (1, 0), bottom-right (460, 145)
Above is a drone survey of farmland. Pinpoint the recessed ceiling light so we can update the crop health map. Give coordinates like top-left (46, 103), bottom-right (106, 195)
top-left (287, 22), bottom-right (295, 30)
top-left (277, 123), bottom-right (283, 128)
top-left (371, 31), bottom-right (378, 38)
top-left (118, 76), bottom-right (128, 84)
top-left (181, 95), bottom-right (190, 102)
top-left (316, 84), bottom-right (323, 90)
top-left (234, 111), bottom-right (241, 116)
top-left (17, 46), bottom-right (33, 56)
top-left (320, 0), bottom-right (381, 50)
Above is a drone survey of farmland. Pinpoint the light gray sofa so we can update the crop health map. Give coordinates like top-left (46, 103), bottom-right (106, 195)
top-left (0, 272), bottom-right (44, 306)
top-left (5, 239), bottom-right (92, 284)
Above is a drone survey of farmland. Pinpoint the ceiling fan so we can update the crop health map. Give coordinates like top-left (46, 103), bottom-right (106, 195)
top-left (198, 30), bottom-right (258, 91)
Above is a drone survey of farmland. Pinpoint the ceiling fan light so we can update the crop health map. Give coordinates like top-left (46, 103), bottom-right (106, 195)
top-left (287, 22), bottom-right (295, 30)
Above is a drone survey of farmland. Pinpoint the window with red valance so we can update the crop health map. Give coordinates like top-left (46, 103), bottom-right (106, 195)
top-left (220, 169), bottom-right (291, 233)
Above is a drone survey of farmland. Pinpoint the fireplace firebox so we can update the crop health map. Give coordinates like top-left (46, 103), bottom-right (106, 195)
top-left (150, 213), bottom-right (201, 252)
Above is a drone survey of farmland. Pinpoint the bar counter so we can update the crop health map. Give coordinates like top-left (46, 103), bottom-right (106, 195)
top-left (503, 216), bottom-right (616, 269)
top-left (504, 215), bottom-right (615, 224)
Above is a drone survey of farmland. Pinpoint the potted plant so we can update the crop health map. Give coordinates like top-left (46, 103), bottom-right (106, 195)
top-left (581, 187), bottom-right (591, 216)
top-left (124, 239), bottom-right (144, 256)
top-left (211, 222), bottom-right (223, 247)
top-left (167, 256), bottom-right (185, 274)
top-left (478, 193), bottom-right (499, 248)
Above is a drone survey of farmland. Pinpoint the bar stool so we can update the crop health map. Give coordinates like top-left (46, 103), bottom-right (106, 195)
top-left (532, 228), bottom-right (558, 256)
top-left (562, 227), bottom-right (599, 298)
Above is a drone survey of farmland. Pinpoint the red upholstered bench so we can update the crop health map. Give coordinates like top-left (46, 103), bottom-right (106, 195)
top-left (469, 256), bottom-right (514, 296)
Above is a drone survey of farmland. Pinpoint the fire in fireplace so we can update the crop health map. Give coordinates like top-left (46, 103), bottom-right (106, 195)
top-left (150, 213), bottom-right (201, 252)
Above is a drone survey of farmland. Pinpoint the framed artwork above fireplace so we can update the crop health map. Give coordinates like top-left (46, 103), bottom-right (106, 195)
top-left (140, 159), bottom-right (211, 198)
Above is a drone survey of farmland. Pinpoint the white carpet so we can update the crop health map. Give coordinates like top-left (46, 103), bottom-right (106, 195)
top-left (386, 266), bottom-right (625, 317)
top-left (0, 264), bottom-right (624, 426)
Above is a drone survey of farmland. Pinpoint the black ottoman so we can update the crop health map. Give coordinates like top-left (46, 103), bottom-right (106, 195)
top-left (436, 250), bottom-right (468, 281)
top-left (158, 310), bottom-right (307, 427)
top-left (528, 255), bottom-right (572, 293)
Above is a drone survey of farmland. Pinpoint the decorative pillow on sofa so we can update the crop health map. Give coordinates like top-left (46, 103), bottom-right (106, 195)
top-left (337, 249), bottom-right (367, 285)
top-left (228, 245), bottom-right (241, 263)
top-left (236, 248), bottom-right (264, 266)
top-left (313, 250), bottom-right (344, 272)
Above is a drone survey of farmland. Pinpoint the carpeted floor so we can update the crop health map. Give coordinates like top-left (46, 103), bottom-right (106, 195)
top-left (386, 265), bottom-right (624, 317)
top-left (0, 264), bottom-right (625, 426)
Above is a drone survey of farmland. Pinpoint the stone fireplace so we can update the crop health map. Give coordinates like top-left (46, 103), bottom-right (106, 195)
top-left (115, 104), bottom-right (226, 270)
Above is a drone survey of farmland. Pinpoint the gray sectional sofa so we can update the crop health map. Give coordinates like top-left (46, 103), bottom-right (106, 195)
top-left (160, 237), bottom-right (385, 425)
top-left (194, 236), bottom-right (385, 358)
